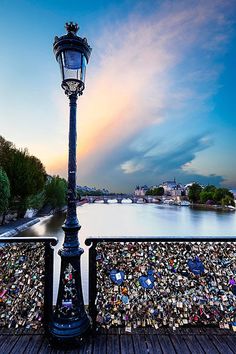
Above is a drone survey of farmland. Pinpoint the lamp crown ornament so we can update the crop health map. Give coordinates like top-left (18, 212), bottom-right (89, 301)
top-left (65, 22), bottom-right (79, 35)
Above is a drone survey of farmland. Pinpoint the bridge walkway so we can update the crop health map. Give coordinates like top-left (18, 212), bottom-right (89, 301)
top-left (1, 327), bottom-right (236, 353)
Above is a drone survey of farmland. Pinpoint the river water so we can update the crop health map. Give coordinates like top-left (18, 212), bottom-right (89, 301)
top-left (18, 203), bottom-right (236, 304)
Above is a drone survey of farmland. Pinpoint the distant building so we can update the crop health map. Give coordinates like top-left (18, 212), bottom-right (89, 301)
top-left (134, 185), bottom-right (149, 196)
top-left (77, 185), bottom-right (110, 194)
top-left (159, 179), bottom-right (185, 197)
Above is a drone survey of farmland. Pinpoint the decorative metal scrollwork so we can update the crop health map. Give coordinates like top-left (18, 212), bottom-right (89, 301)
top-left (62, 79), bottom-right (84, 96)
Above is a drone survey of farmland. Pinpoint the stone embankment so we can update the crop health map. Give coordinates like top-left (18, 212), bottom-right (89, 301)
top-left (0, 218), bottom-right (40, 238)
top-left (191, 204), bottom-right (235, 212)
top-left (0, 200), bottom-right (86, 238)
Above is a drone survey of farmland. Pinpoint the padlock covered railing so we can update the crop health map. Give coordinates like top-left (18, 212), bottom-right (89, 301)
top-left (85, 236), bottom-right (236, 332)
top-left (0, 237), bottom-right (57, 331)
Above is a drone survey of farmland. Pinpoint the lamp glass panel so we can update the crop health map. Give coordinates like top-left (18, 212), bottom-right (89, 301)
top-left (63, 67), bottom-right (80, 80)
top-left (64, 50), bottom-right (82, 69)
top-left (61, 50), bottom-right (82, 80)
top-left (80, 54), bottom-right (87, 82)
top-left (58, 54), bottom-right (65, 80)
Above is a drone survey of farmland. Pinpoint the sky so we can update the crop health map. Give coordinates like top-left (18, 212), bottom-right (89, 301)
top-left (0, 0), bottom-right (235, 193)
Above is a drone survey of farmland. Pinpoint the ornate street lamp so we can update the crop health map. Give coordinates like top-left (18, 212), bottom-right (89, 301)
top-left (48, 22), bottom-right (92, 345)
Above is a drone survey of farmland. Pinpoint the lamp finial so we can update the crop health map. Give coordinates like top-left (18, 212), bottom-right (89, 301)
top-left (65, 22), bottom-right (79, 35)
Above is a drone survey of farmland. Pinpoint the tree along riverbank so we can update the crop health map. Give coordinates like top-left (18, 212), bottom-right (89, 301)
top-left (0, 136), bottom-right (68, 224)
top-left (188, 183), bottom-right (235, 208)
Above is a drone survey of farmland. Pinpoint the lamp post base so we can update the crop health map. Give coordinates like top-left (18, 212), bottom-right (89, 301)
top-left (48, 243), bottom-right (91, 347)
top-left (48, 314), bottom-right (91, 346)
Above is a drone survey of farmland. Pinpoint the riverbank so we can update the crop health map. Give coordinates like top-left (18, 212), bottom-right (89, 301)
top-left (0, 200), bottom-right (87, 238)
top-left (0, 218), bottom-right (40, 238)
top-left (191, 203), bottom-right (235, 212)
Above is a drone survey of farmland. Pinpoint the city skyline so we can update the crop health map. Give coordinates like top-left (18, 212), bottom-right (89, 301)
top-left (0, 0), bottom-right (236, 193)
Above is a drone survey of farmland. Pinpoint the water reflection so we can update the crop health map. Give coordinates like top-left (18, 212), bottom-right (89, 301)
top-left (19, 204), bottom-right (236, 239)
top-left (18, 204), bottom-right (236, 304)
top-left (24, 213), bottom-right (66, 238)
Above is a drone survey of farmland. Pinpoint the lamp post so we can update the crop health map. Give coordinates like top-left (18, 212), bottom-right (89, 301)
top-left (48, 22), bottom-right (92, 345)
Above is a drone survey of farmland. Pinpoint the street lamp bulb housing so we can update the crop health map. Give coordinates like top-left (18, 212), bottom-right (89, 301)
top-left (53, 22), bottom-right (92, 96)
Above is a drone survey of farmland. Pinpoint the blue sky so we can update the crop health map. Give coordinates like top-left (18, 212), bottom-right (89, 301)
top-left (0, 0), bottom-right (235, 192)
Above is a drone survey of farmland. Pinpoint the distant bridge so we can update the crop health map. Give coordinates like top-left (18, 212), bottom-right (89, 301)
top-left (83, 195), bottom-right (162, 204)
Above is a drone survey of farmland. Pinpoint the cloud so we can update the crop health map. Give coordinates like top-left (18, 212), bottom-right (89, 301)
top-left (120, 132), bottom-right (212, 175)
top-left (79, 2), bottom-right (232, 143)
top-left (78, 124), bottom-right (223, 190)
top-left (121, 160), bottom-right (145, 174)
top-left (52, 0), bottom-right (235, 189)
top-left (76, 128), bottom-right (224, 192)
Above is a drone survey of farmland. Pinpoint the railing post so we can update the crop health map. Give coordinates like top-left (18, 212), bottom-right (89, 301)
top-left (44, 241), bottom-right (55, 333)
top-left (85, 240), bottom-right (98, 327)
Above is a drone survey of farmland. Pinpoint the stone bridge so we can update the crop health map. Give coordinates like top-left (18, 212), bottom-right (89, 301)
top-left (83, 195), bottom-right (162, 204)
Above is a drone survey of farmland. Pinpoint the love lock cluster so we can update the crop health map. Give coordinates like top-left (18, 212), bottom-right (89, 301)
top-left (95, 241), bottom-right (236, 332)
top-left (0, 243), bottom-right (45, 329)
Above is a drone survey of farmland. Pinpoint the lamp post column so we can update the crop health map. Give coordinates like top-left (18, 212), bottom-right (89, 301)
top-left (48, 92), bottom-right (91, 345)
top-left (64, 93), bottom-right (80, 234)
top-left (49, 22), bottom-right (92, 345)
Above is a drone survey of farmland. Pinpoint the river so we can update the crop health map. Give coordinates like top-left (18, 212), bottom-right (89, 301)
top-left (17, 203), bottom-right (236, 304)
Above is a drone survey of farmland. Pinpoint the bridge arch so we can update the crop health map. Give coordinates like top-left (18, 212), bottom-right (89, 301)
top-left (84, 194), bottom-right (158, 204)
